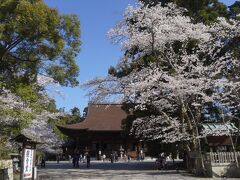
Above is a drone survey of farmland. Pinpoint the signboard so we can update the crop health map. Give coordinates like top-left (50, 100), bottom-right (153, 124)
top-left (23, 149), bottom-right (34, 179)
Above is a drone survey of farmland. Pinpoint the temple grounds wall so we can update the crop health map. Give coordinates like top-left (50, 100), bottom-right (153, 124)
top-left (0, 160), bottom-right (13, 180)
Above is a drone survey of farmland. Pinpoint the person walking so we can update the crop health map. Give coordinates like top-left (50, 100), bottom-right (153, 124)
top-left (72, 154), bottom-right (76, 167)
top-left (110, 153), bottom-right (114, 163)
top-left (75, 153), bottom-right (80, 167)
top-left (114, 152), bottom-right (118, 162)
top-left (102, 154), bottom-right (106, 162)
top-left (161, 152), bottom-right (166, 169)
top-left (57, 154), bottom-right (60, 164)
top-left (124, 153), bottom-right (127, 162)
top-left (127, 152), bottom-right (131, 163)
top-left (79, 154), bottom-right (82, 162)
top-left (41, 154), bottom-right (46, 168)
top-left (86, 153), bottom-right (90, 168)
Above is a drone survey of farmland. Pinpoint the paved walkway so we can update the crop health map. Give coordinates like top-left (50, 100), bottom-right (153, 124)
top-left (37, 160), bottom-right (236, 180)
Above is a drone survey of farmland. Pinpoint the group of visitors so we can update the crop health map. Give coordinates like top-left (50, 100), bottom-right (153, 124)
top-left (109, 152), bottom-right (119, 163)
top-left (72, 153), bottom-right (91, 168)
top-left (99, 151), bottom-right (132, 163)
top-left (155, 152), bottom-right (167, 170)
top-left (39, 154), bottom-right (62, 168)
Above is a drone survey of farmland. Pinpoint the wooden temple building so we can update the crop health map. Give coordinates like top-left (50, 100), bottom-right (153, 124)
top-left (57, 104), bottom-right (141, 158)
top-left (201, 123), bottom-right (238, 152)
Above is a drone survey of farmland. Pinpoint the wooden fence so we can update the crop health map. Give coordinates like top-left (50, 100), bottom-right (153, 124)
top-left (209, 152), bottom-right (240, 163)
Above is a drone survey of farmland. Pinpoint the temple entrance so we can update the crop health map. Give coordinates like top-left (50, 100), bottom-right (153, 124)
top-left (57, 104), bottom-right (144, 164)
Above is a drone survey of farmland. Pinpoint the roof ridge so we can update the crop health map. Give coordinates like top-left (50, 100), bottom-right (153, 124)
top-left (88, 103), bottom-right (123, 106)
top-left (57, 103), bottom-right (128, 133)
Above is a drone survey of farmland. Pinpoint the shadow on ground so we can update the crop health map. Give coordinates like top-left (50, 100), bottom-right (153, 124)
top-left (38, 161), bottom-right (196, 180)
top-left (40, 161), bottom-right (184, 171)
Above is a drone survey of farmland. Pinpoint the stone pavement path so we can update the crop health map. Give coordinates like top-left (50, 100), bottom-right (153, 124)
top-left (37, 160), bottom-right (237, 180)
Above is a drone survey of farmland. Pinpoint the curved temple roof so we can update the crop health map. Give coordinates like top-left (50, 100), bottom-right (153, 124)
top-left (58, 104), bottom-right (128, 132)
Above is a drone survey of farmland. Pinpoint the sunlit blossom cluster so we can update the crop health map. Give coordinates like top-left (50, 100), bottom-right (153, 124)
top-left (22, 111), bottom-right (66, 152)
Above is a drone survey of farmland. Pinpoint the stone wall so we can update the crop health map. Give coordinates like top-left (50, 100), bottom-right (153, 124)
top-left (211, 163), bottom-right (240, 178)
top-left (0, 160), bottom-right (13, 180)
top-left (189, 152), bottom-right (240, 178)
top-left (204, 152), bottom-right (240, 178)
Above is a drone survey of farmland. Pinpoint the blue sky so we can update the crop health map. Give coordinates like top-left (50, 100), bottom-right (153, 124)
top-left (44, 0), bottom-right (237, 113)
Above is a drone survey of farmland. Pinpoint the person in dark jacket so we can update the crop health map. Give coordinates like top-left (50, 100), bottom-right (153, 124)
top-left (86, 153), bottom-right (90, 168)
top-left (110, 153), bottom-right (114, 163)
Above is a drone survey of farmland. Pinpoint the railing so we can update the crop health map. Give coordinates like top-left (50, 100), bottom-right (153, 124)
top-left (209, 152), bottom-right (240, 163)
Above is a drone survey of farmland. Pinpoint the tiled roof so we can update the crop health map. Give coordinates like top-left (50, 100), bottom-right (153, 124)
top-left (58, 104), bottom-right (128, 131)
top-left (11, 133), bottom-right (43, 144)
top-left (202, 123), bottom-right (237, 131)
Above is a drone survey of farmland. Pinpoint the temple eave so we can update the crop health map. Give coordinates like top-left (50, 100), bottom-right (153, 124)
top-left (56, 125), bottom-right (88, 136)
top-left (57, 125), bottom-right (123, 137)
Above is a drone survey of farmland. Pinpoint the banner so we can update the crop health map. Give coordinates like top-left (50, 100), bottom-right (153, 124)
top-left (23, 149), bottom-right (34, 179)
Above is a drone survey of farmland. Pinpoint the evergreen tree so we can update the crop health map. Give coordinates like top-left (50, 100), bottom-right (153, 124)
top-left (69, 107), bottom-right (82, 124)
top-left (0, 0), bottom-right (81, 157)
top-left (229, 1), bottom-right (240, 19)
top-left (0, 0), bottom-right (81, 87)
top-left (140, 0), bottom-right (228, 23)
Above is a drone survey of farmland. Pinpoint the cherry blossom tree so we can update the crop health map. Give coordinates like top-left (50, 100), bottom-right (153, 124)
top-left (0, 0), bottom-right (82, 155)
top-left (84, 3), bottom-right (240, 157)
top-left (22, 110), bottom-right (66, 153)
top-left (20, 76), bottom-right (67, 152)
top-left (0, 75), bottom-right (67, 153)
top-left (0, 88), bottom-right (32, 132)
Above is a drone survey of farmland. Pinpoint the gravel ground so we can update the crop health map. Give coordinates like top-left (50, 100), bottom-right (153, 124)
top-left (37, 160), bottom-right (238, 180)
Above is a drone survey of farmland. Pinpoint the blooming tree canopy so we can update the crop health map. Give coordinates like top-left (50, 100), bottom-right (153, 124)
top-left (84, 3), bottom-right (240, 151)
top-left (0, 75), bottom-right (67, 153)
top-left (22, 110), bottom-right (66, 153)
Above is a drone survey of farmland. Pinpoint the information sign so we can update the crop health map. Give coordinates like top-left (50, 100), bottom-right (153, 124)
top-left (23, 149), bottom-right (34, 179)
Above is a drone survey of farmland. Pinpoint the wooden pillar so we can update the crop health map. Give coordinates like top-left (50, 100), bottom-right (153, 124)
top-left (20, 142), bottom-right (25, 180)
top-left (32, 144), bottom-right (36, 180)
